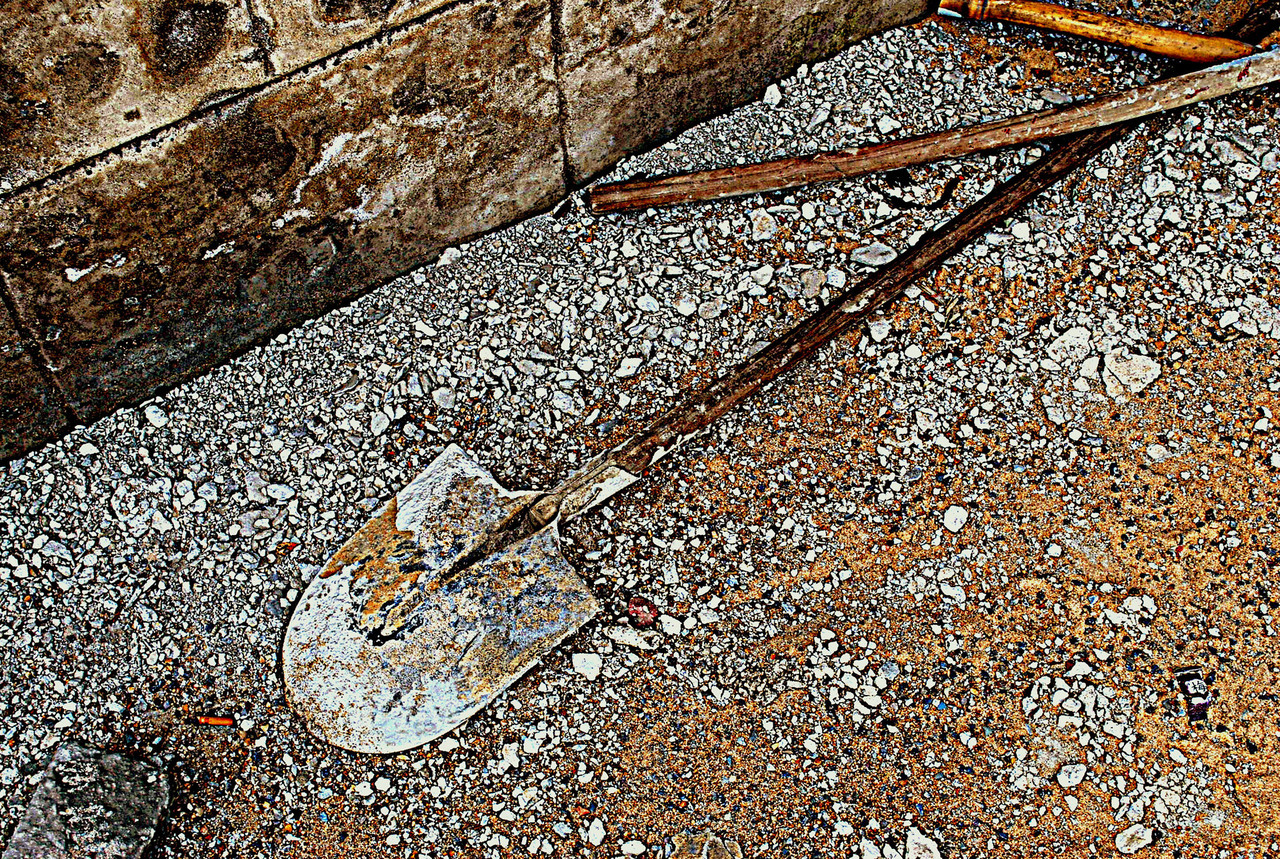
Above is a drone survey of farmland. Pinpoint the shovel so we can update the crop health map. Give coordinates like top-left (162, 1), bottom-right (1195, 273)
top-left (283, 49), bottom-right (1280, 754)
top-left (280, 131), bottom-right (1089, 754)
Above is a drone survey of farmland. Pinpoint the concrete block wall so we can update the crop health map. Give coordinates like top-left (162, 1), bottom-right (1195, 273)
top-left (0, 0), bottom-right (933, 458)
top-left (4, 0), bottom-right (1235, 458)
top-left (1, 0), bottom-right (565, 431)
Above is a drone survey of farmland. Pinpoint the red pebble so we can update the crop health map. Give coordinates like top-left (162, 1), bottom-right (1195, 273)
top-left (627, 596), bottom-right (658, 628)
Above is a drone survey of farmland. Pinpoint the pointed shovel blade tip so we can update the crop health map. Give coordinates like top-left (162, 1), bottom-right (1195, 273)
top-left (282, 444), bottom-right (599, 753)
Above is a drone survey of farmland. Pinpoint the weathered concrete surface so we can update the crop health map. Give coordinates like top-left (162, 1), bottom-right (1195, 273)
top-left (254, 0), bottom-right (459, 76)
top-left (0, 0), bottom-right (268, 190)
top-left (0, 0), bottom-right (482, 194)
top-left (0, 0), bottom-right (563, 427)
top-left (0, 299), bottom-right (68, 459)
top-left (0, 0), bottom-right (935, 460)
top-left (558, 0), bottom-right (930, 183)
top-left (19, 0), bottom-right (1245, 457)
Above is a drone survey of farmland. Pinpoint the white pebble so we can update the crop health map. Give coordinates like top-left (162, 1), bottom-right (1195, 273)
top-left (144, 405), bottom-right (169, 428)
top-left (1046, 326), bottom-right (1092, 365)
top-left (616, 357), bottom-right (643, 378)
top-left (942, 505), bottom-right (969, 533)
top-left (749, 209), bottom-right (778, 241)
top-left (1103, 349), bottom-right (1160, 398)
top-left (1115, 824), bottom-right (1154, 854)
top-left (604, 627), bottom-right (660, 650)
top-left (1056, 762), bottom-right (1087, 788)
top-left (849, 242), bottom-right (897, 267)
top-left (750, 264), bottom-right (775, 286)
top-left (905, 828), bottom-right (941, 859)
top-left (432, 387), bottom-right (455, 410)
top-left (266, 484), bottom-right (295, 501)
top-left (876, 115), bottom-right (901, 135)
top-left (572, 653), bottom-right (602, 680)
top-left (551, 391), bottom-right (577, 414)
top-left (1140, 173), bottom-right (1174, 198)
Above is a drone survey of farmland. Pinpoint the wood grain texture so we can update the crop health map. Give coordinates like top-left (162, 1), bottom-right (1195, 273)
top-left (937, 0), bottom-right (1255, 63)
top-left (587, 50), bottom-right (1279, 213)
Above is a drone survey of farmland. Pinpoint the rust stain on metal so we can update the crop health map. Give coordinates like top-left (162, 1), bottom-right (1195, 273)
top-left (283, 445), bottom-right (599, 753)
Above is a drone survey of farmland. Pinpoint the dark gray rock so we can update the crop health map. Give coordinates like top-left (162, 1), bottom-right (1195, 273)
top-left (2, 743), bottom-right (169, 859)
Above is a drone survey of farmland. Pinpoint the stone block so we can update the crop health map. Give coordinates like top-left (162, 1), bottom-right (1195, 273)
top-left (0, 0), bottom-right (268, 190)
top-left (0, 298), bottom-right (67, 460)
top-left (1, 743), bottom-right (169, 859)
top-left (558, 0), bottom-right (929, 183)
top-left (0, 0), bottom-right (563, 422)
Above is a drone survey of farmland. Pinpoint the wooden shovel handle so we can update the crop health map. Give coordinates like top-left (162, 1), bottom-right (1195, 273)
top-left (937, 0), bottom-right (1255, 63)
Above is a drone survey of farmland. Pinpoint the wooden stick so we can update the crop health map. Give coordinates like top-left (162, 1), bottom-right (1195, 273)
top-left (587, 50), bottom-right (1278, 214)
top-left (937, 0), bottom-right (1255, 64)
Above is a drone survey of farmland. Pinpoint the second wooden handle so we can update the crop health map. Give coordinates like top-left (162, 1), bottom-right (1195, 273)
top-left (938, 0), bottom-right (1255, 64)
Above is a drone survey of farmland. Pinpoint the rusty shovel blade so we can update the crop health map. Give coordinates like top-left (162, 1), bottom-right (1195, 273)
top-left (282, 445), bottom-right (599, 753)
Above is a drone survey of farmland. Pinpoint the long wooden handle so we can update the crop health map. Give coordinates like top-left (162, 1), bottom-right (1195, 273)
top-left (937, 0), bottom-right (1255, 63)
top-left (587, 50), bottom-right (1279, 214)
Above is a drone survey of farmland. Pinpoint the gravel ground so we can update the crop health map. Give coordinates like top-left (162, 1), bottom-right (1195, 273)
top-left (3, 13), bottom-right (1280, 859)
